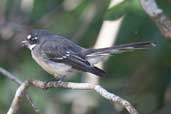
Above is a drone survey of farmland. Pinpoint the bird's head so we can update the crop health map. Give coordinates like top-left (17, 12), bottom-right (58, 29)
top-left (22, 29), bottom-right (50, 50)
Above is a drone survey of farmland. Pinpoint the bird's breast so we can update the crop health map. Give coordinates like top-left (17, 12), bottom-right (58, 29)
top-left (31, 51), bottom-right (72, 78)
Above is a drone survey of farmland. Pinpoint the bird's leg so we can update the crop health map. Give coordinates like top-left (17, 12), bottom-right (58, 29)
top-left (44, 76), bottom-right (66, 89)
top-left (45, 75), bottom-right (66, 83)
top-left (58, 75), bottom-right (66, 82)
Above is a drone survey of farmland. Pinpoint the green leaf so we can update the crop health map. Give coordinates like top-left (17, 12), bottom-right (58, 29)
top-left (105, 0), bottom-right (130, 20)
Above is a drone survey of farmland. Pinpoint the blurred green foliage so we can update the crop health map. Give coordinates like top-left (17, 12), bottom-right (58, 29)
top-left (0, 0), bottom-right (171, 114)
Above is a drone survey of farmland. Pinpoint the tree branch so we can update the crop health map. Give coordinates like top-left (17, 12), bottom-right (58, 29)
top-left (1, 67), bottom-right (139, 114)
top-left (7, 79), bottom-right (139, 114)
top-left (140, 0), bottom-right (171, 40)
top-left (0, 67), bottom-right (22, 85)
top-left (0, 67), bottom-right (40, 114)
top-left (30, 80), bottom-right (139, 114)
top-left (7, 81), bottom-right (29, 114)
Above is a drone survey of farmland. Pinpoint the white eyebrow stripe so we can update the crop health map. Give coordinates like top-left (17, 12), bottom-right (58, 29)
top-left (27, 34), bottom-right (32, 39)
top-left (34, 36), bottom-right (38, 39)
top-left (66, 51), bottom-right (71, 54)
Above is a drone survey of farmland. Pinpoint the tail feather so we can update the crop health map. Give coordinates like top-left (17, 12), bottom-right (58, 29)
top-left (85, 41), bottom-right (156, 57)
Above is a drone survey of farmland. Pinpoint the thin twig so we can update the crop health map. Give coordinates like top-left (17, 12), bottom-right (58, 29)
top-left (1, 67), bottom-right (139, 114)
top-left (140, 0), bottom-right (171, 40)
top-left (0, 67), bottom-right (40, 114)
top-left (10, 80), bottom-right (139, 114)
top-left (0, 67), bottom-right (22, 85)
top-left (30, 80), bottom-right (139, 114)
top-left (7, 81), bottom-right (29, 114)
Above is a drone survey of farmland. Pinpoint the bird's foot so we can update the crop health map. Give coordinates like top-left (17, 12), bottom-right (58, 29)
top-left (45, 76), bottom-right (66, 84)
top-left (58, 75), bottom-right (66, 82)
top-left (44, 77), bottom-right (65, 89)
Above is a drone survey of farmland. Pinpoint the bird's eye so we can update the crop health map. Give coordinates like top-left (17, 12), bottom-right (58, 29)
top-left (26, 34), bottom-right (39, 44)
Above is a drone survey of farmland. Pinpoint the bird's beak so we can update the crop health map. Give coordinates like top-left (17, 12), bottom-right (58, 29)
top-left (21, 40), bottom-right (29, 47)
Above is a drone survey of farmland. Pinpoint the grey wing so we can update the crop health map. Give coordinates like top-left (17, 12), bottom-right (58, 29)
top-left (41, 41), bottom-right (106, 77)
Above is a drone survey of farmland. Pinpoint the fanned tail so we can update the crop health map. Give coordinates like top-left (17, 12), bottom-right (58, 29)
top-left (85, 41), bottom-right (156, 57)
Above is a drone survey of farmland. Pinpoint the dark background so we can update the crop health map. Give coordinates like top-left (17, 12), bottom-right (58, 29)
top-left (0, 0), bottom-right (171, 114)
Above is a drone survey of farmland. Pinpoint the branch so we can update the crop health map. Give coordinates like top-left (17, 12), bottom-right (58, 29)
top-left (7, 81), bottom-right (29, 114)
top-left (0, 67), bottom-right (40, 114)
top-left (140, 0), bottom-right (171, 40)
top-left (1, 67), bottom-right (139, 114)
top-left (7, 79), bottom-right (139, 114)
top-left (31, 80), bottom-right (139, 114)
top-left (0, 67), bottom-right (22, 85)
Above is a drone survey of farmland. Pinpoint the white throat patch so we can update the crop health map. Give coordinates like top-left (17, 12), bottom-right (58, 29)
top-left (28, 44), bottom-right (36, 50)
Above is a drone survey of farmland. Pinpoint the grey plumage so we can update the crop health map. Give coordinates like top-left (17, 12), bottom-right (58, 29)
top-left (22, 29), bottom-right (156, 78)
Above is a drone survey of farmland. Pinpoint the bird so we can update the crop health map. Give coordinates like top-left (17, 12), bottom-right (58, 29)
top-left (22, 29), bottom-right (156, 80)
